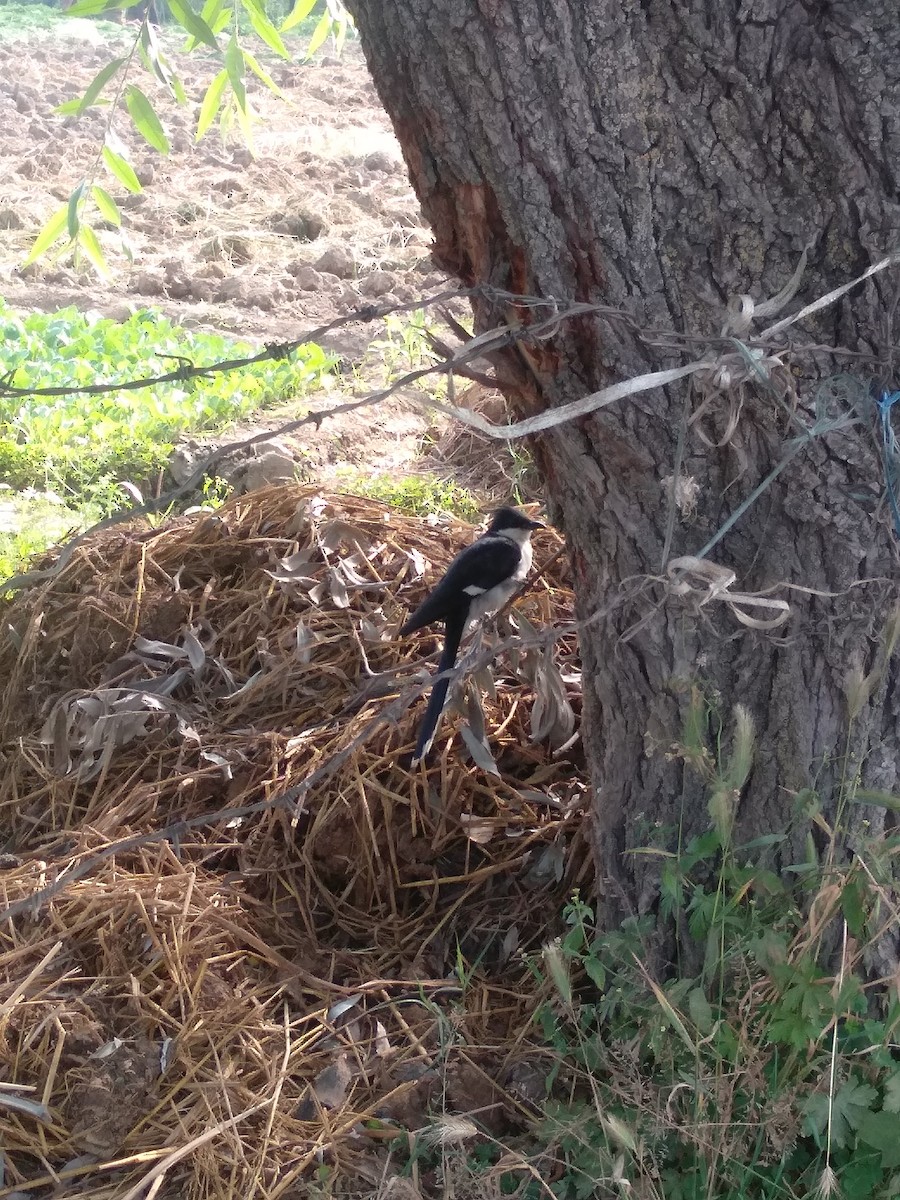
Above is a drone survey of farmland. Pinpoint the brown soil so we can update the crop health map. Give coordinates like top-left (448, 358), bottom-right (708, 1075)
top-left (0, 20), bottom-right (453, 473)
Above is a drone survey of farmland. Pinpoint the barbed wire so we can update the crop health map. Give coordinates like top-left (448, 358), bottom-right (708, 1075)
top-left (4, 255), bottom-right (898, 594)
top-left (2, 253), bottom-right (900, 921)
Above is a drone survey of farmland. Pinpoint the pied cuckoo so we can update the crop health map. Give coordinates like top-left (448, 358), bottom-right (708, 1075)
top-left (399, 506), bottom-right (543, 762)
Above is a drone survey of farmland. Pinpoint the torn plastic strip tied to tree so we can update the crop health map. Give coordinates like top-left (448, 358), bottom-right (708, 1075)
top-left (664, 557), bottom-right (791, 631)
top-left (877, 389), bottom-right (900, 540)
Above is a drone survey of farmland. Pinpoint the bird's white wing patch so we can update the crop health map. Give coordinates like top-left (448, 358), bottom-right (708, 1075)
top-left (464, 585), bottom-right (487, 596)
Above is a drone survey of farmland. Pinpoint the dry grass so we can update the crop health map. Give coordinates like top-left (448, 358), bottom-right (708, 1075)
top-left (426, 386), bottom-right (543, 506)
top-left (0, 487), bottom-right (587, 1198)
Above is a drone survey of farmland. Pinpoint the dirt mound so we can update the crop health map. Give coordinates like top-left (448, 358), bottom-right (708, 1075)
top-left (0, 489), bottom-right (587, 1197)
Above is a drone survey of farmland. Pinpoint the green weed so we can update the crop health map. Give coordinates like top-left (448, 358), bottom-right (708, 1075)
top-left (0, 486), bottom-right (91, 587)
top-left (367, 308), bottom-right (447, 397)
top-left (0, 0), bottom-right (127, 38)
top-left (335, 470), bottom-right (481, 521)
top-left (0, 300), bottom-right (335, 506)
top-left (526, 737), bottom-right (900, 1200)
top-left (0, 299), bottom-right (336, 580)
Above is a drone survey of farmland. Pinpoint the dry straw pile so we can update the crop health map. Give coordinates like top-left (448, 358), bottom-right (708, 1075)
top-left (0, 486), bottom-right (587, 1198)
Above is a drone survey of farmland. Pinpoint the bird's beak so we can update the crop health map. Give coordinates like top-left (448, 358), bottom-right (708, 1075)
top-left (527, 516), bottom-right (545, 530)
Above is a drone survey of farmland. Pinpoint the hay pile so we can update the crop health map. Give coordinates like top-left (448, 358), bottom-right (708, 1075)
top-left (0, 487), bottom-right (587, 1198)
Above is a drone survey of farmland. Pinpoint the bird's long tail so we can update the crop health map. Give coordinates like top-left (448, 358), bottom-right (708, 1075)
top-left (411, 614), bottom-right (465, 763)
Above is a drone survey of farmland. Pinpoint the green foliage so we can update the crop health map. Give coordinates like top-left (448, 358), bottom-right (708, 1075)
top-left (0, 0), bottom-right (125, 38)
top-left (369, 309), bottom-right (438, 381)
top-left (336, 471), bottom-right (481, 522)
top-left (0, 487), bottom-right (91, 590)
top-left (0, 298), bottom-right (336, 510)
top-left (531, 837), bottom-right (900, 1200)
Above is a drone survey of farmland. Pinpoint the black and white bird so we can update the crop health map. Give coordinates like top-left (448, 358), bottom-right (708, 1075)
top-left (399, 506), bottom-right (544, 762)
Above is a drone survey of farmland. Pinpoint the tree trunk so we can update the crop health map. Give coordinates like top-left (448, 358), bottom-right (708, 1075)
top-left (345, 0), bottom-right (900, 932)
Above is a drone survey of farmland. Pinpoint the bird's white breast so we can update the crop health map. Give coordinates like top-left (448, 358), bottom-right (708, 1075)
top-left (465, 530), bottom-right (533, 626)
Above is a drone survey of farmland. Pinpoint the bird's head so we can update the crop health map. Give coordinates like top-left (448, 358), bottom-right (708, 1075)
top-left (486, 507), bottom-right (544, 538)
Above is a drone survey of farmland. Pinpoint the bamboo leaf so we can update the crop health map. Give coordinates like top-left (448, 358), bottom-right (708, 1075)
top-left (241, 0), bottom-right (289, 58)
top-left (304, 10), bottom-right (331, 58)
top-left (332, 14), bottom-right (348, 54)
top-left (124, 84), bottom-right (170, 153)
top-left (280, 0), bottom-right (315, 32)
top-left (198, 0), bottom-right (225, 25)
top-left (167, 0), bottom-right (220, 49)
top-left (22, 205), bottom-right (70, 266)
top-left (224, 34), bottom-right (246, 106)
top-left (102, 144), bottom-right (143, 193)
top-left (242, 49), bottom-right (286, 98)
top-left (139, 24), bottom-right (187, 102)
top-left (196, 68), bottom-right (229, 140)
top-left (91, 185), bottom-right (121, 227)
top-left (186, 0), bottom-right (228, 48)
top-left (60, 57), bottom-right (126, 116)
top-left (64, 0), bottom-right (115, 15)
top-left (67, 182), bottom-right (85, 241)
top-left (852, 789), bottom-right (900, 813)
top-left (78, 224), bottom-right (110, 277)
top-left (55, 98), bottom-right (89, 117)
top-left (458, 722), bottom-right (500, 776)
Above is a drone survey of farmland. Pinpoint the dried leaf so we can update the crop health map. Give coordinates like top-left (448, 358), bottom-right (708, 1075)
top-left (524, 842), bottom-right (566, 887)
top-left (41, 687), bottom-right (185, 778)
top-left (471, 664), bottom-right (497, 702)
top-left (329, 571), bottom-right (350, 609)
top-left (182, 627), bottom-right (206, 671)
top-left (0, 1092), bottom-right (53, 1124)
top-left (465, 685), bottom-right (487, 742)
top-left (499, 924), bottom-right (519, 966)
top-left (294, 621), bottom-right (320, 663)
top-left (359, 617), bottom-right (387, 643)
top-left (406, 547), bottom-right (427, 579)
top-left (459, 813), bottom-right (496, 844)
top-left (319, 519), bottom-right (372, 554)
top-left (90, 1037), bottom-right (124, 1060)
top-left (133, 636), bottom-right (186, 661)
top-left (145, 667), bottom-right (192, 696)
top-left (199, 751), bottom-right (232, 780)
top-left (459, 721), bottom-right (501, 776)
top-left (310, 1052), bottom-right (354, 1109)
top-left (336, 553), bottom-right (370, 586)
top-left (530, 647), bottom-right (576, 747)
top-left (373, 1020), bottom-right (392, 1058)
top-left (327, 994), bottom-right (363, 1023)
top-left (267, 548), bottom-right (319, 584)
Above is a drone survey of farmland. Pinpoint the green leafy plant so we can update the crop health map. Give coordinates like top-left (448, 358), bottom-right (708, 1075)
top-left (500, 683), bottom-right (900, 1200)
top-left (365, 307), bottom-right (450, 397)
top-left (0, 298), bottom-right (336, 529)
top-left (0, 486), bottom-right (88, 591)
top-left (526, 700), bottom-right (900, 1200)
top-left (335, 470), bottom-right (481, 521)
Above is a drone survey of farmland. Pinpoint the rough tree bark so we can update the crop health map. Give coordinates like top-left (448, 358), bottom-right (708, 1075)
top-left (345, 0), bottom-right (900, 930)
